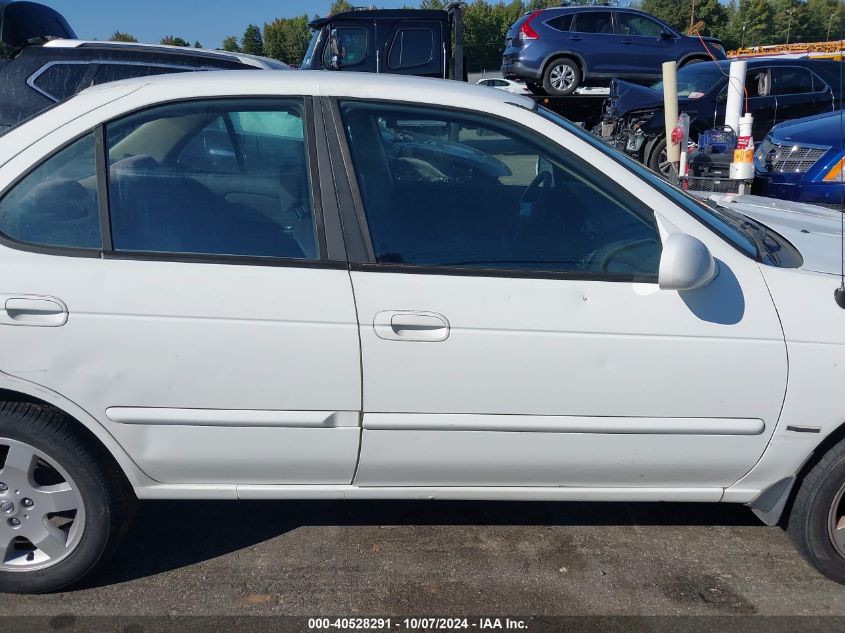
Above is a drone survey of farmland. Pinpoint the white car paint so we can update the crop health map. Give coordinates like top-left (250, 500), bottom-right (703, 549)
top-left (476, 77), bottom-right (530, 95)
top-left (0, 71), bottom-right (841, 522)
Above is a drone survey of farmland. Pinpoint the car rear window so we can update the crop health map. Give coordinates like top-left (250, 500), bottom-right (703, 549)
top-left (546, 14), bottom-right (573, 32)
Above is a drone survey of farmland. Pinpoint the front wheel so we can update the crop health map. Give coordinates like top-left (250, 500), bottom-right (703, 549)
top-left (646, 137), bottom-right (675, 180)
top-left (542, 59), bottom-right (581, 96)
top-left (0, 403), bottom-right (134, 593)
top-left (788, 440), bottom-right (845, 584)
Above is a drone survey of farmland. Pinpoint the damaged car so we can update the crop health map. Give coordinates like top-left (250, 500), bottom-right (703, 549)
top-left (597, 58), bottom-right (842, 177)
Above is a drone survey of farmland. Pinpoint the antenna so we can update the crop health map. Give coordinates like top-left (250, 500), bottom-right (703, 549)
top-left (836, 55), bottom-right (845, 309)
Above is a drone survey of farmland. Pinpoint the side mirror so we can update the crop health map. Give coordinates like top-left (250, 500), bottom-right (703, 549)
top-left (659, 233), bottom-right (718, 291)
top-left (660, 31), bottom-right (674, 40)
top-left (328, 29), bottom-right (342, 70)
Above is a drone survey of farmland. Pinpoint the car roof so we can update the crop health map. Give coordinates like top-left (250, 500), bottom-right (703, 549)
top-left (41, 39), bottom-right (289, 70)
top-left (80, 69), bottom-right (535, 108)
top-left (310, 9), bottom-right (447, 29)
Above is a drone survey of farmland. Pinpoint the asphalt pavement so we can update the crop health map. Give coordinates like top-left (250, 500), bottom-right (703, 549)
top-left (2, 500), bottom-right (845, 629)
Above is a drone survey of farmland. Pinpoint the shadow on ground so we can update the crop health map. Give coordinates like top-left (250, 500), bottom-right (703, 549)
top-left (78, 499), bottom-right (762, 590)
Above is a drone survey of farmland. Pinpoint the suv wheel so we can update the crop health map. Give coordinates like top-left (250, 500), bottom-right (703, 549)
top-left (542, 59), bottom-right (581, 96)
top-left (788, 439), bottom-right (845, 584)
top-left (0, 403), bottom-right (134, 593)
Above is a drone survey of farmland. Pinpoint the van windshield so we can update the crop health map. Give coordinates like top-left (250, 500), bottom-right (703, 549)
top-left (302, 31), bottom-right (321, 69)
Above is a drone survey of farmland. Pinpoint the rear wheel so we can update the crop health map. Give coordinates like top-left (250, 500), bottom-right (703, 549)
top-left (0, 403), bottom-right (134, 593)
top-left (542, 58), bottom-right (581, 96)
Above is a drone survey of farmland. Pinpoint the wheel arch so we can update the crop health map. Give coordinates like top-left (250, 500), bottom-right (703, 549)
top-left (678, 53), bottom-right (711, 68)
top-left (0, 375), bottom-right (147, 492)
top-left (541, 51), bottom-right (587, 80)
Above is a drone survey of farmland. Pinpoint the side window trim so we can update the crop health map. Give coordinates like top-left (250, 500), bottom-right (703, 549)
top-left (329, 97), bottom-right (661, 282)
top-left (27, 60), bottom-right (210, 103)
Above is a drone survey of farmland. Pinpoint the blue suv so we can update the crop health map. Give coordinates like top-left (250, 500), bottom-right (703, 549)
top-left (502, 6), bottom-right (726, 96)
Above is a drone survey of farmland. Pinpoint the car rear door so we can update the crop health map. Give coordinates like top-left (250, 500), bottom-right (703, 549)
top-left (773, 66), bottom-right (830, 124)
top-left (569, 11), bottom-right (616, 75)
top-left (329, 98), bottom-right (787, 491)
top-left (0, 97), bottom-right (362, 487)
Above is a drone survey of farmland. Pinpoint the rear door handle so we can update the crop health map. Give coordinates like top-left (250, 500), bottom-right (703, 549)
top-left (1, 296), bottom-right (68, 327)
top-left (373, 311), bottom-right (450, 342)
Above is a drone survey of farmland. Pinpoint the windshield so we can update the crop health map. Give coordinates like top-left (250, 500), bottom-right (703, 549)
top-left (535, 105), bottom-right (791, 264)
top-left (650, 64), bottom-right (725, 98)
top-left (302, 30), bottom-right (321, 69)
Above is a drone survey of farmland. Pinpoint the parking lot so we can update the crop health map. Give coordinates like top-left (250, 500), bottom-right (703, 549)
top-left (4, 499), bottom-right (845, 622)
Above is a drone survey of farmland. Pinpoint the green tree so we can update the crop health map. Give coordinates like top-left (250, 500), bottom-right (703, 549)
top-left (222, 35), bottom-right (241, 52)
top-left (194, 40), bottom-right (203, 48)
top-left (160, 35), bottom-right (190, 47)
top-left (264, 15), bottom-right (312, 65)
top-left (109, 31), bottom-right (138, 42)
top-left (241, 24), bottom-right (265, 55)
top-left (329, 0), bottom-right (355, 14)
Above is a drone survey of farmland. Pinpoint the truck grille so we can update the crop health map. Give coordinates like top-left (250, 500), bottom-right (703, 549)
top-left (756, 139), bottom-right (830, 174)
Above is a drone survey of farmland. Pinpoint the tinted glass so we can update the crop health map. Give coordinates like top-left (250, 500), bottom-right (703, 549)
top-left (616, 13), bottom-right (663, 37)
top-left (746, 69), bottom-right (770, 97)
top-left (812, 72), bottom-right (828, 93)
top-left (772, 67), bottom-right (813, 95)
top-left (323, 28), bottom-right (367, 67)
top-left (105, 99), bottom-right (317, 259)
top-left (388, 28), bottom-right (434, 69)
top-left (572, 12), bottom-right (613, 34)
top-left (0, 133), bottom-right (100, 249)
top-left (33, 63), bottom-right (89, 101)
top-left (546, 14), bottom-right (573, 32)
top-left (341, 102), bottom-right (661, 278)
top-left (93, 63), bottom-right (190, 85)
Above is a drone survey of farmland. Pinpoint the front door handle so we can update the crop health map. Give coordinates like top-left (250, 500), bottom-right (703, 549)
top-left (373, 311), bottom-right (450, 342)
top-left (1, 296), bottom-right (68, 327)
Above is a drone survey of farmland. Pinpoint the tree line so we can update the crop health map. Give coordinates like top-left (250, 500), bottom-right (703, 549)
top-left (110, 0), bottom-right (843, 72)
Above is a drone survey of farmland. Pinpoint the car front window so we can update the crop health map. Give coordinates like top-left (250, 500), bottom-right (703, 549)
top-left (535, 106), bottom-right (764, 260)
top-left (651, 64), bottom-right (724, 97)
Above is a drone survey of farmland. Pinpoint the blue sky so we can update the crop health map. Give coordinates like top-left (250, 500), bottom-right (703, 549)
top-left (38, 1), bottom-right (407, 50)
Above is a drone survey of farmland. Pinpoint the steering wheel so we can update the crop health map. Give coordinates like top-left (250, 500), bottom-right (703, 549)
top-left (518, 171), bottom-right (552, 220)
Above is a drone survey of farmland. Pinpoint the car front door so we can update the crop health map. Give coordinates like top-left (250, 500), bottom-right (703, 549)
top-left (0, 97), bottom-right (361, 487)
top-left (331, 99), bottom-right (787, 490)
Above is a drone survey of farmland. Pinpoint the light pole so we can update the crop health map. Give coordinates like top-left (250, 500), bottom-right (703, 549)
top-left (827, 11), bottom-right (836, 41)
top-left (741, 20), bottom-right (749, 48)
top-left (690, 0), bottom-right (696, 30)
top-left (786, 8), bottom-right (795, 45)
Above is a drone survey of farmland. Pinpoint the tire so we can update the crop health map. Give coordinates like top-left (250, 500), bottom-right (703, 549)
top-left (788, 439), bottom-right (845, 584)
top-left (646, 137), bottom-right (674, 180)
top-left (542, 58), bottom-right (581, 96)
top-left (0, 402), bottom-right (135, 593)
top-left (525, 82), bottom-right (545, 96)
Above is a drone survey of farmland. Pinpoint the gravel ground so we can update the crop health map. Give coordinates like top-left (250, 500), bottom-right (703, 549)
top-left (2, 500), bottom-right (845, 629)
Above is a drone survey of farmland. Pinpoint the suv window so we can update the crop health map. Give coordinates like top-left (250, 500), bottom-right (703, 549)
top-left (340, 102), bottom-right (661, 278)
top-left (388, 28), bottom-right (434, 69)
top-left (105, 99), bottom-right (317, 259)
top-left (0, 133), bottom-right (101, 249)
top-left (31, 63), bottom-right (90, 101)
top-left (323, 28), bottom-right (368, 68)
top-left (772, 67), bottom-right (813, 95)
top-left (93, 63), bottom-right (191, 85)
top-left (572, 11), bottom-right (613, 34)
top-left (615, 13), bottom-right (664, 37)
top-left (546, 14), bottom-right (573, 32)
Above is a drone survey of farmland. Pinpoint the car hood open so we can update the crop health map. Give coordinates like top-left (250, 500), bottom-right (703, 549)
top-left (705, 193), bottom-right (845, 275)
top-left (0, 0), bottom-right (75, 52)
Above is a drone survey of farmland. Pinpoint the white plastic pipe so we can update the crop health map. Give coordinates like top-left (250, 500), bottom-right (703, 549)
top-left (724, 60), bottom-right (747, 135)
top-left (662, 61), bottom-right (680, 167)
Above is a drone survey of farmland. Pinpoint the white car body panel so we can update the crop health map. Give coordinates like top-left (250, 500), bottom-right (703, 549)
top-left (0, 72), bottom-right (839, 510)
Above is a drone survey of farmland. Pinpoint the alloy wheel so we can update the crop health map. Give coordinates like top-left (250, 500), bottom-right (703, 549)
top-left (549, 64), bottom-right (576, 93)
top-left (0, 438), bottom-right (85, 572)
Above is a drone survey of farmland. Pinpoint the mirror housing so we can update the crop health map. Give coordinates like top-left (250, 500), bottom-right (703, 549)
top-left (660, 30), bottom-right (675, 40)
top-left (659, 233), bottom-right (718, 291)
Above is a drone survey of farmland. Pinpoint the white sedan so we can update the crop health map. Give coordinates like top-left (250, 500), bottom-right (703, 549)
top-left (476, 77), bottom-right (530, 94)
top-left (0, 71), bottom-right (844, 592)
